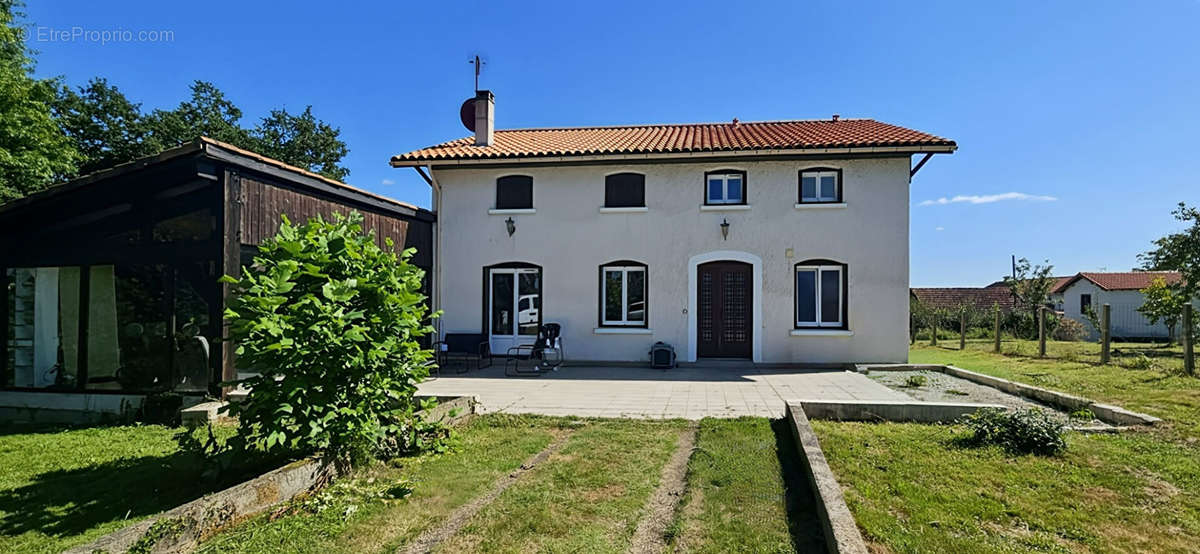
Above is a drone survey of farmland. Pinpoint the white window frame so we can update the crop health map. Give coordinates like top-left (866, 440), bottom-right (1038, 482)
top-left (601, 265), bottom-right (647, 326)
top-left (795, 264), bottom-right (844, 328)
top-left (800, 169), bottom-right (840, 203)
top-left (706, 173), bottom-right (744, 205)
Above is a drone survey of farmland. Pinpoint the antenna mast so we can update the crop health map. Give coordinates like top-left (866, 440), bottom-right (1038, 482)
top-left (470, 55), bottom-right (485, 91)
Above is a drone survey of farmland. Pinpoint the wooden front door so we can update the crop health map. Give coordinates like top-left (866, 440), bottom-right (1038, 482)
top-left (697, 261), bottom-right (752, 358)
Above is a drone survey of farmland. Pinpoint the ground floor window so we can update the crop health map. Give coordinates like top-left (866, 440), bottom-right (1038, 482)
top-left (795, 261), bottom-right (846, 328)
top-left (600, 262), bottom-right (647, 327)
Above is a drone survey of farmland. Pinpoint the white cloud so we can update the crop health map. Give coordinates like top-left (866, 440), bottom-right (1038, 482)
top-left (381, 178), bottom-right (395, 185)
top-left (935, 226), bottom-right (945, 231)
top-left (919, 192), bottom-right (1057, 206)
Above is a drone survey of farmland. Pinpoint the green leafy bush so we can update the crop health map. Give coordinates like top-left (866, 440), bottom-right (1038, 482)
top-left (959, 408), bottom-right (1068, 456)
top-left (1052, 317), bottom-right (1087, 342)
top-left (903, 374), bottom-right (928, 388)
top-left (222, 212), bottom-right (437, 468)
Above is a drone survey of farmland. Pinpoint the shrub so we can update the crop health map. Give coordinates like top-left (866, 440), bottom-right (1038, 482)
top-left (903, 374), bottom-right (927, 388)
top-left (222, 212), bottom-right (438, 468)
top-left (1052, 317), bottom-right (1087, 342)
top-left (959, 408), bottom-right (1067, 456)
top-left (1121, 353), bottom-right (1155, 370)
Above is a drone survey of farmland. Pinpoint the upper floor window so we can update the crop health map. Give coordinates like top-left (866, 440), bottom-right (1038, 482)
top-left (605, 173), bottom-right (645, 208)
top-left (600, 261), bottom-right (647, 327)
top-left (795, 260), bottom-right (846, 328)
top-left (799, 168), bottom-right (842, 203)
top-left (704, 170), bottom-right (746, 205)
top-left (496, 175), bottom-right (533, 210)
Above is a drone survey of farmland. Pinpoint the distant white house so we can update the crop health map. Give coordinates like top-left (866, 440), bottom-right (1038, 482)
top-left (1054, 271), bottom-right (1184, 340)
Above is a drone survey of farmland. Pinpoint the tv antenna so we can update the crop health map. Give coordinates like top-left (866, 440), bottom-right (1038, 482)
top-left (469, 55), bottom-right (485, 91)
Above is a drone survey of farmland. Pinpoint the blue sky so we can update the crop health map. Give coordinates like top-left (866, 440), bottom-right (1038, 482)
top-left (22, 1), bottom-right (1200, 286)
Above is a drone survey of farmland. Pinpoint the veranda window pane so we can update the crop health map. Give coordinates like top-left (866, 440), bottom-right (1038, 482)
top-left (517, 271), bottom-right (540, 336)
top-left (796, 270), bottom-right (817, 323)
top-left (6, 267), bottom-right (82, 389)
top-left (820, 269), bottom-right (841, 324)
top-left (627, 270), bottom-right (645, 322)
top-left (604, 270), bottom-right (623, 322)
top-left (801, 176), bottom-right (817, 199)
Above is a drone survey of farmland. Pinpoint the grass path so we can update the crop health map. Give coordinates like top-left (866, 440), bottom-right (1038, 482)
top-left (628, 424), bottom-right (697, 554)
top-left (670, 417), bottom-right (824, 553)
top-left (434, 419), bottom-right (688, 553)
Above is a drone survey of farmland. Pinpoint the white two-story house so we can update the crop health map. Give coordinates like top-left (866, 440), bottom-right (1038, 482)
top-left (391, 91), bottom-right (956, 364)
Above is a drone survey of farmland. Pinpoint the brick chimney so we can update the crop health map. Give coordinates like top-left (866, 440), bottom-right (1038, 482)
top-left (474, 90), bottom-right (494, 146)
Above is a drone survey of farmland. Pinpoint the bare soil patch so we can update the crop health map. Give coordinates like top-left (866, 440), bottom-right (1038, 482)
top-left (628, 424), bottom-right (697, 554)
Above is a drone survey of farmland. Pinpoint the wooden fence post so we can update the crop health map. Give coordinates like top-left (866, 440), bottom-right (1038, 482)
top-left (1100, 303), bottom-right (1111, 365)
top-left (1184, 304), bottom-right (1195, 377)
top-left (1038, 307), bottom-right (1046, 358)
top-left (993, 307), bottom-right (1001, 353)
top-left (960, 312), bottom-right (967, 350)
top-left (931, 318), bottom-right (938, 346)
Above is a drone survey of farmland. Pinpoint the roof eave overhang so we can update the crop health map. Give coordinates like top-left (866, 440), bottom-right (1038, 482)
top-left (389, 144), bottom-right (957, 169)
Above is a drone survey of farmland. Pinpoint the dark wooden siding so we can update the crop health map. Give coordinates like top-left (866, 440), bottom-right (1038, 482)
top-left (239, 175), bottom-right (409, 251)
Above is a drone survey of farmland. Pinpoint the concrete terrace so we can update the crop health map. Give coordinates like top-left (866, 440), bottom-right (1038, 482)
top-left (417, 363), bottom-right (907, 419)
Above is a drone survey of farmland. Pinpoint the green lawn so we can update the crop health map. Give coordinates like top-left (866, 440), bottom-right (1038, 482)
top-left (910, 339), bottom-right (1200, 438)
top-left (199, 414), bottom-right (558, 553)
top-left (0, 423), bottom-right (250, 554)
top-left (670, 417), bottom-right (824, 553)
top-left (813, 421), bottom-right (1200, 553)
top-left (200, 415), bottom-right (821, 553)
top-left (806, 341), bottom-right (1200, 553)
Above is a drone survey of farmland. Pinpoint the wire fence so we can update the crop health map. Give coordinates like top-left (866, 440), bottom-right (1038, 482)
top-left (910, 302), bottom-right (1196, 376)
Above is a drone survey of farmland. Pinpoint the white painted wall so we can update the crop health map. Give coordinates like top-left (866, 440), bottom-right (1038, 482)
top-left (432, 157), bottom-right (911, 364)
top-left (1060, 280), bottom-right (1174, 339)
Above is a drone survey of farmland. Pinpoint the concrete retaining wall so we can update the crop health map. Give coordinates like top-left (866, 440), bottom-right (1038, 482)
top-left (67, 395), bottom-right (478, 553)
top-left (65, 459), bottom-right (333, 554)
top-left (786, 401), bottom-right (868, 554)
top-left (796, 399), bottom-right (1006, 423)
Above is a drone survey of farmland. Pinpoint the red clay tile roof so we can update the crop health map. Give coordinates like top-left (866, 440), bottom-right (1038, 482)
top-left (391, 119), bottom-right (956, 165)
top-left (1055, 271), bottom-right (1183, 293)
top-left (910, 287), bottom-right (1016, 312)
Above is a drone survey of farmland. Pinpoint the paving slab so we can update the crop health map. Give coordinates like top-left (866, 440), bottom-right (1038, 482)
top-left (417, 364), bottom-right (907, 419)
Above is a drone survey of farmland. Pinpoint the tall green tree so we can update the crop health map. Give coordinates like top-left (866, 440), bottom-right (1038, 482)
top-left (53, 78), bottom-right (155, 175)
top-left (0, 0), bottom-right (78, 202)
top-left (56, 79), bottom-right (352, 182)
top-left (145, 80), bottom-right (251, 148)
top-left (1138, 276), bottom-right (1188, 343)
top-left (1140, 202), bottom-right (1200, 301)
top-left (1002, 258), bottom-right (1056, 339)
top-left (251, 106), bottom-right (349, 181)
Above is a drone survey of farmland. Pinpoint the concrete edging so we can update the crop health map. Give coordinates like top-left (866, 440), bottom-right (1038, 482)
top-left (795, 399), bottom-right (1006, 423)
top-left (69, 394), bottom-right (478, 553)
top-left (65, 458), bottom-right (334, 554)
top-left (857, 364), bottom-right (1162, 426)
top-left (786, 401), bottom-right (868, 554)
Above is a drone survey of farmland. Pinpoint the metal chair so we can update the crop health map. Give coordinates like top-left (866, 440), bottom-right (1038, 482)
top-left (505, 323), bottom-right (564, 376)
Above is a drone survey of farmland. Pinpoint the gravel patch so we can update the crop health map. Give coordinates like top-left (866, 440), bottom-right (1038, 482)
top-left (867, 370), bottom-right (1109, 427)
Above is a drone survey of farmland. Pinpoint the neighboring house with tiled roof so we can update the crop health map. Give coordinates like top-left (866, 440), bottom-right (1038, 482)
top-left (1054, 271), bottom-right (1187, 340)
top-left (392, 90), bottom-right (955, 364)
top-left (910, 287), bottom-right (1016, 313)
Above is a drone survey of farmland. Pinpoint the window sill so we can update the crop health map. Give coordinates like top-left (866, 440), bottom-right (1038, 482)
top-left (488, 208), bottom-right (535, 215)
top-left (593, 327), bottom-right (653, 335)
top-left (699, 204), bottom-right (752, 212)
top-left (794, 202), bottom-right (847, 210)
top-left (599, 207), bottom-right (649, 214)
top-left (789, 329), bottom-right (854, 337)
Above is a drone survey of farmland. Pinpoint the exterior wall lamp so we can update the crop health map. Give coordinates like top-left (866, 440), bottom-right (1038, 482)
top-left (505, 216), bottom-right (516, 237)
top-left (720, 218), bottom-right (730, 240)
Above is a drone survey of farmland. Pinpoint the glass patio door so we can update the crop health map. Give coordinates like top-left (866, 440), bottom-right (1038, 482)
top-left (488, 267), bottom-right (540, 354)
